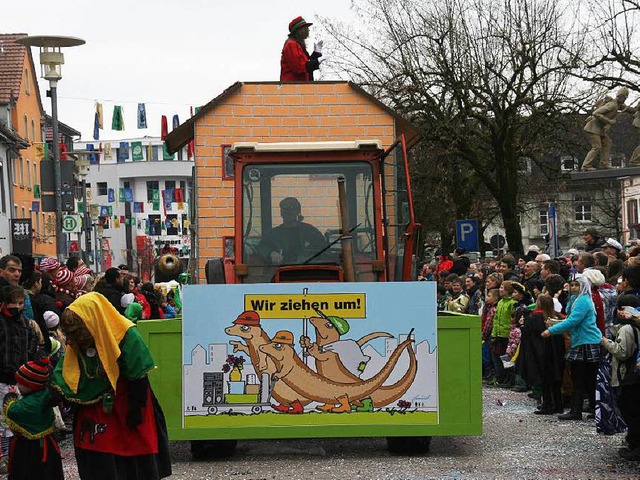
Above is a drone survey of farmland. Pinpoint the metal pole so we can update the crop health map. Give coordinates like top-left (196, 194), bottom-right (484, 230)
top-left (82, 179), bottom-right (91, 266)
top-left (50, 80), bottom-right (64, 261)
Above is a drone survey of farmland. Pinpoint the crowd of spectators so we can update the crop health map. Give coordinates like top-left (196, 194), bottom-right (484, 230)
top-left (421, 230), bottom-right (640, 461)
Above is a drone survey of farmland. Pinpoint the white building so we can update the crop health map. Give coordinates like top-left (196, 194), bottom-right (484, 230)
top-left (75, 136), bottom-right (193, 277)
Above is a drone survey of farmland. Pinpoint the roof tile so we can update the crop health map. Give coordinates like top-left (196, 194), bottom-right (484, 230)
top-left (0, 33), bottom-right (28, 104)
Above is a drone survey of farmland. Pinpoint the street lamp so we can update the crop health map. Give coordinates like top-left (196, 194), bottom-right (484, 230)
top-left (16, 35), bottom-right (85, 261)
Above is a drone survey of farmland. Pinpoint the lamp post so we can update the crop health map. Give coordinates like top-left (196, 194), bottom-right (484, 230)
top-left (16, 35), bottom-right (85, 261)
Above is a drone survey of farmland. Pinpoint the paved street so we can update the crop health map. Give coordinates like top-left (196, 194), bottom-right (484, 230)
top-left (4, 387), bottom-right (639, 479)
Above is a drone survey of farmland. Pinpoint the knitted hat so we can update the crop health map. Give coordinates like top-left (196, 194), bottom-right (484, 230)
top-left (527, 245), bottom-right (540, 253)
top-left (288, 16), bottom-right (312, 33)
top-left (74, 274), bottom-right (90, 291)
top-left (582, 268), bottom-right (605, 287)
top-left (272, 330), bottom-right (294, 345)
top-left (124, 301), bottom-right (143, 322)
top-left (15, 357), bottom-right (50, 392)
top-left (43, 310), bottom-right (60, 329)
top-left (233, 310), bottom-right (261, 326)
top-left (121, 293), bottom-right (135, 308)
top-left (39, 257), bottom-right (60, 272)
top-left (55, 267), bottom-right (74, 287)
top-left (74, 265), bottom-right (92, 277)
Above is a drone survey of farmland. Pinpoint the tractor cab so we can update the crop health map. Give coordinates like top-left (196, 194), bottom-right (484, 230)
top-left (226, 138), bottom-right (419, 284)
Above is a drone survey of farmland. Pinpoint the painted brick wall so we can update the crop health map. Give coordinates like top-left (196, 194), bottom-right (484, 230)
top-left (194, 82), bottom-right (399, 281)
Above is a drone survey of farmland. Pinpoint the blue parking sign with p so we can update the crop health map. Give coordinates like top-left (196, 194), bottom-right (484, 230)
top-left (456, 219), bottom-right (479, 252)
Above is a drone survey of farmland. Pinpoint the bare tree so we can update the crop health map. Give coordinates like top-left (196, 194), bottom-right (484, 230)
top-left (578, 0), bottom-right (640, 91)
top-left (321, 0), bottom-right (595, 253)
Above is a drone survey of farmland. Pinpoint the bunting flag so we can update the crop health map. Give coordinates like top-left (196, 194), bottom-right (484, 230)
top-left (118, 142), bottom-right (130, 161)
top-left (104, 143), bottom-right (112, 158)
top-left (96, 102), bottom-right (103, 129)
top-left (107, 206), bottom-right (113, 216)
top-left (131, 141), bottom-right (143, 161)
top-left (119, 188), bottom-right (125, 202)
top-left (161, 115), bottom-right (168, 140)
top-left (32, 200), bottom-right (39, 212)
top-left (112, 105), bottom-right (124, 131)
top-left (93, 112), bottom-right (100, 140)
top-left (34, 184), bottom-right (41, 198)
top-left (174, 188), bottom-right (183, 203)
top-left (87, 143), bottom-right (98, 165)
top-left (152, 190), bottom-right (160, 211)
top-left (124, 188), bottom-right (134, 203)
top-left (100, 206), bottom-right (110, 217)
top-left (137, 103), bottom-right (147, 129)
top-left (77, 201), bottom-right (84, 214)
top-left (172, 114), bottom-right (180, 130)
top-left (108, 188), bottom-right (115, 203)
top-left (187, 139), bottom-right (194, 159)
top-left (120, 215), bottom-right (126, 223)
top-left (162, 142), bottom-right (174, 160)
top-left (161, 190), bottom-right (168, 215)
top-left (114, 217), bottom-right (120, 228)
top-left (144, 219), bottom-right (149, 235)
top-left (146, 144), bottom-right (153, 162)
top-left (133, 202), bottom-right (142, 213)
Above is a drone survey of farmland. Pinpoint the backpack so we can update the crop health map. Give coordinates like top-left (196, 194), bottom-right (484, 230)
top-left (618, 325), bottom-right (640, 386)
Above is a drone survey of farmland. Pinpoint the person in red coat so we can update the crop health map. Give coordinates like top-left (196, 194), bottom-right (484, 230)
top-left (280, 16), bottom-right (324, 82)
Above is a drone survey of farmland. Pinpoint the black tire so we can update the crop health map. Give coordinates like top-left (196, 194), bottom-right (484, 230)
top-left (190, 440), bottom-right (238, 460)
top-left (205, 258), bottom-right (226, 284)
top-left (386, 436), bottom-right (431, 455)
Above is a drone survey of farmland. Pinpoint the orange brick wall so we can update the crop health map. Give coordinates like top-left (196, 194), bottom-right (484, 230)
top-left (194, 82), bottom-right (398, 281)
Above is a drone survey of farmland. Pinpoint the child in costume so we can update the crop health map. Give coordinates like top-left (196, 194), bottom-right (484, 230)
top-left (52, 292), bottom-right (171, 479)
top-left (2, 357), bottom-right (63, 479)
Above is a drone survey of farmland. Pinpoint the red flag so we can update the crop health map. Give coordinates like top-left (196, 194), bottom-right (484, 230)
top-left (187, 140), bottom-right (194, 159)
top-left (174, 188), bottom-right (183, 203)
top-left (161, 115), bottom-right (168, 140)
top-left (161, 190), bottom-right (167, 215)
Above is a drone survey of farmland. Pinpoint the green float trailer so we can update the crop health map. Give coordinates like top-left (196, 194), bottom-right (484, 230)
top-left (138, 312), bottom-right (481, 457)
top-left (138, 137), bottom-right (481, 457)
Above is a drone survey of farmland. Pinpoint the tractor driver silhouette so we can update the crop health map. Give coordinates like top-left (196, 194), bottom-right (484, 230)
top-left (260, 197), bottom-right (326, 264)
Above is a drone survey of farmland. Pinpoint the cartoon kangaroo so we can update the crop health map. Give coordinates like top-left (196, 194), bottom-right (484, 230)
top-left (301, 315), bottom-right (418, 408)
top-left (260, 330), bottom-right (415, 413)
top-left (225, 311), bottom-right (310, 413)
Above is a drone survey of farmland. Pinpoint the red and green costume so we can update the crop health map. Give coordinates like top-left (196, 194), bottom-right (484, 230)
top-left (51, 292), bottom-right (171, 479)
top-left (3, 389), bottom-right (63, 479)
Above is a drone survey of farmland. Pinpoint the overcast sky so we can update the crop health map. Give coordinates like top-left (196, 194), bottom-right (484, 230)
top-left (1, 0), bottom-right (354, 141)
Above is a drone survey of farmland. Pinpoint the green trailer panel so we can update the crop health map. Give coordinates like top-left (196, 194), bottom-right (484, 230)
top-left (137, 312), bottom-right (482, 440)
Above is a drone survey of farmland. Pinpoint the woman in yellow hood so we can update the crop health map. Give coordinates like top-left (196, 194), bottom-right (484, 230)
top-left (51, 292), bottom-right (171, 479)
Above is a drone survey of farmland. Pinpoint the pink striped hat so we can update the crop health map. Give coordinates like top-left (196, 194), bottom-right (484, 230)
top-left (39, 257), bottom-right (60, 272)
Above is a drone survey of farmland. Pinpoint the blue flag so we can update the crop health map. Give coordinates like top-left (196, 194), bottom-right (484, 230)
top-left (137, 103), bottom-right (147, 129)
top-left (93, 112), bottom-right (100, 140)
top-left (108, 188), bottom-right (115, 203)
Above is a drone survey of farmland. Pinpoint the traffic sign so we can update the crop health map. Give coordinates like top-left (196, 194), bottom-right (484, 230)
top-left (456, 219), bottom-right (479, 252)
top-left (490, 233), bottom-right (506, 250)
top-left (62, 214), bottom-right (82, 233)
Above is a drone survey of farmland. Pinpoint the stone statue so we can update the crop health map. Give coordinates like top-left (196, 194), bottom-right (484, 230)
top-left (582, 87), bottom-right (630, 171)
top-left (626, 100), bottom-right (640, 167)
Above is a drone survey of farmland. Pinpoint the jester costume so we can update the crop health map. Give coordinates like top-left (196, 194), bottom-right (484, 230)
top-left (52, 293), bottom-right (171, 479)
top-left (3, 388), bottom-right (63, 480)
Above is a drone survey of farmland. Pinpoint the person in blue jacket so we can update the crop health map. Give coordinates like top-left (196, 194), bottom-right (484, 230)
top-left (541, 275), bottom-right (602, 420)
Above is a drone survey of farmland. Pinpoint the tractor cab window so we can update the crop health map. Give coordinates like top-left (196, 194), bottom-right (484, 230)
top-left (242, 162), bottom-right (377, 283)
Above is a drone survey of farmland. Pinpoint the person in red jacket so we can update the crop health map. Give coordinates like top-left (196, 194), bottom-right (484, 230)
top-left (280, 16), bottom-right (324, 82)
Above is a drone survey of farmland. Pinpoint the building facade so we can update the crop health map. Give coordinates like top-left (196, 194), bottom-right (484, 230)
top-left (76, 136), bottom-right (193, 277)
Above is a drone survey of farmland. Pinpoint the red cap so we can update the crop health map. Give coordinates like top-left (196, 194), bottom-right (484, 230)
top-left (288, 16), bottom-right (312, 33)
top-left (233, 310), bottom-right (261, 326)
